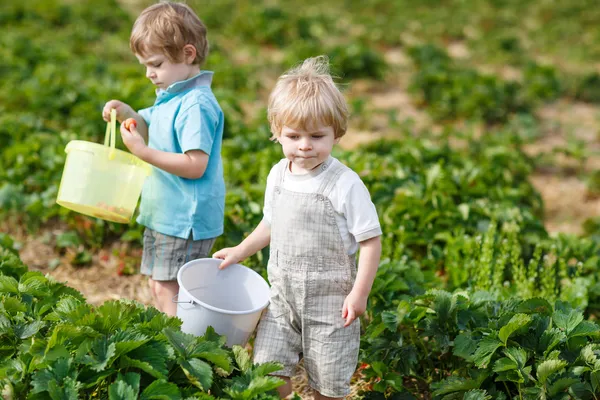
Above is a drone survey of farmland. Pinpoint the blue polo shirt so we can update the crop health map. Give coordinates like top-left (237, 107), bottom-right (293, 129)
top-left (137, 71), bottom-right (225, 240)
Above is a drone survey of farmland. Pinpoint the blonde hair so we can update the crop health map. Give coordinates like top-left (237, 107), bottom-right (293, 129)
top-left (130, 1), bottom-right (209, 65)
top-left (268, 56), bottom-right (349, 139)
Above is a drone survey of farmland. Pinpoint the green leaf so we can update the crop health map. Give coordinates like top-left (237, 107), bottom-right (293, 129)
top-left (1, 296), bottom-right (26, 313)
top-left (517, 298), bottom-right (552, 315)
top-left (224, 375), bottom-right (284, 399)
top-left (463, 389), bottom-right (491, 400)
top-left (569, 321), bottom-right (599, 338)
top-left (47, 376), bottom-right (80, 400)
top-left (539, 327), bottom-right (566, 356)
top-left (180, 358), bottom-right (213, 390)
top-left (473, 337), bottom-right (503, 368)
top-left (233, 345), bottom-right (252, 373)
top-left (109, 380), bottom-right (137, 400)
top-left (31, 358), bottom-right (77, 394)
top-left (537, 359), bottom-right (568, 384)
top-left (126, 340), bottom-right (172, 377)
top-left (592, 370), bottom-right (600, 393)
top-left (498, 314), bottom-right (531, 345)
top-left (0, 276), bottom-right (19, 294)
top-left (431, 289), bottom-right (453, 323)
top-left (548, 377), bottom-right (579, 396)
top-left (162, 328), bottom-right (194, 358)
top-left (381, 310), bottom-right (399, 331)
top-left (493, 357), bottom-right (517, 373)
top-left (189, 340), bottom-right (232, 373)
top-left (453, 333), bottom-right (478, 361)
top-left (553, 309), bottom-right (584, 336)
top-left (110, 329), bottom-right (150, 359)
top-left (504, 347), bottom-right (528, 368)
top-left (119, 355), bottom-right (167, 380)
top-left (120, 372), bottom-right (140, 396)
top-left (432, 376), bottom-right (482, 397)
top-left (252, 361), bottom-right (284, 377)
top-left (15, 320), bottom-right (45, 339)
top-left (581, 344), bottom-right (600, 370)
top-left (18, 274), bottom-right (49, 296)
top-left (80, 337), bottom-right (116, 372)
top-left (31, 369), bottom-right (55, 394)
top-left (139, 379), bottom-right (181, 400)
top-left (45, 296), bottom-right (90, 323)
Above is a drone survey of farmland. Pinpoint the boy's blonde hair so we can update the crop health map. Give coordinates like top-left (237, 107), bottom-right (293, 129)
top-left (130, 1), bottom-right (209, 66)
top-left (268, 56), bottom-right (349, 139)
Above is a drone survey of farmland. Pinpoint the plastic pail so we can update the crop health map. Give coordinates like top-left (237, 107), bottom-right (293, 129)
top-left (56, 109), bottom-right (151, 223)
top-left (175, 258), bottom-right (271, 347)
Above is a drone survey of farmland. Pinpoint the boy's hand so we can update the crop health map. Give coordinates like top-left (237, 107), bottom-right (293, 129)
top-left (342, 290), bottom-right (368, 327)
top-left (213, 247), bottom-right (243, 270)
top-left (103, 100), bottom-right (134, 122)
top-left (120, 122), bottom-right (147, 157)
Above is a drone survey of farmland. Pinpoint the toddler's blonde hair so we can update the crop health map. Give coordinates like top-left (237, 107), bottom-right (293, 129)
top-left (268, 56), bottom-right (349, 139)
top-left (130, 1), bottom-right (209, 66)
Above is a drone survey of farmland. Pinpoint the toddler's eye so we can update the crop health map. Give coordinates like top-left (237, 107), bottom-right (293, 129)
top-left (312, 135), bottom-right (324, 139)
top-left (154, 62), bottom-right (163, 68)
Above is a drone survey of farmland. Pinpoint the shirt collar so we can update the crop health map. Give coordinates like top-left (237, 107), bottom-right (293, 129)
top-left (155, 71), bottom-right (214, 97)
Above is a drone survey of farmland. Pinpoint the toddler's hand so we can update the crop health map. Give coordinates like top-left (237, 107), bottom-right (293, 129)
top-left (342, 290), bottom-right (368, 327)
top-left (120, 122), bottom-right (146, 157)
top-left (103, 100), bottom-right (134, 123)
top-left (213, 247), bottom-right (242, 270)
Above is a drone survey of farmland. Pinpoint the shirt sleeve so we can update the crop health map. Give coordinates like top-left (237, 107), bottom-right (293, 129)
top-left (175, 102), bottom-right (219, 154)
top-left (138, 106), bottom-right (154, 126)
top-left (262, 162), bottom-right (283, 226)
top-left (339, 173), bottom-right (382, 243)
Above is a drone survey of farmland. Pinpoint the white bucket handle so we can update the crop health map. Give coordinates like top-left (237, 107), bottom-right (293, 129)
top-left (172, 293), bottom-right (192, 304)
top-left (172, 285), bottom-right (211, 304)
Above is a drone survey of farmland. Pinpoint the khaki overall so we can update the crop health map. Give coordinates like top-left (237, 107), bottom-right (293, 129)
top-left (253, 159), bottom-right (360, 397)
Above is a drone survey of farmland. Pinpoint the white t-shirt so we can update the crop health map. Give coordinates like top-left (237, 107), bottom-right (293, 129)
top-left (263, 157), bottom-right (382, 255)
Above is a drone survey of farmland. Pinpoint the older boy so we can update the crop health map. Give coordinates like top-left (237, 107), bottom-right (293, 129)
top-left (103, 2), bottom-right (224, 316)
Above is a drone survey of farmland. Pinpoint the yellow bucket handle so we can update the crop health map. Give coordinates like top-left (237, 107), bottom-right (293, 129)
top-left (103, 109), bottom-right (117, 160)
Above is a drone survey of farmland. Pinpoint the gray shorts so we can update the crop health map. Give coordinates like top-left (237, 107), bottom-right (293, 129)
top-left (140, 228), bottom-right (216, 281)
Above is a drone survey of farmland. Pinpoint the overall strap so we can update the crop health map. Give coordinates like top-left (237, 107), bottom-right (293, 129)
top-left (273, 160), bottom-right (288, 187)
top-left (316, 160), bottom-right (348, 197)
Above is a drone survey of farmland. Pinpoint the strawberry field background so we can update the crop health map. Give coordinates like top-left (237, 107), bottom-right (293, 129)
top-left (1, 0), bottom-right (600, 399)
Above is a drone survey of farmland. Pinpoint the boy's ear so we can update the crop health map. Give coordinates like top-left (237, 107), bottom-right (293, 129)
top-left (182, 44), bottom-right (197, 64)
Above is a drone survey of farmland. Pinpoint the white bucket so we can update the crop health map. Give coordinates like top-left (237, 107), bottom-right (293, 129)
top-left (175, 258), bottom-right (270, 347)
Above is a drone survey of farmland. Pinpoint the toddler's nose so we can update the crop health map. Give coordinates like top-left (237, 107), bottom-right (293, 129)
top-left (299, 139), bottom-right (312, 151)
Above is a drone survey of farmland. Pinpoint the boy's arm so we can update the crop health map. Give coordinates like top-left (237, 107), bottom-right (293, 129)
top-left (214, 220), bottom-right (271, 269)
top-left (342, 235), bottom-right (382, 327)
top-left (120, 124), bottom-right (208, 179)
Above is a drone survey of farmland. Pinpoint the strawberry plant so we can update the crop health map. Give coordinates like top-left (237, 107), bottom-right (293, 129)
top-left (0, 245), bottom-right (285, 399)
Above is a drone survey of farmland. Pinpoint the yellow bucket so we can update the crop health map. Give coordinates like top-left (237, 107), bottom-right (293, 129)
top-left (56, 109), bottom-right (151, 223)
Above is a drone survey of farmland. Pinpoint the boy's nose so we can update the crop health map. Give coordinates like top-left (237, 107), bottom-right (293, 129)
top-left (299, 139), bottom-right (312, 150)
top-left (146, 68), bottom-right (155, 79)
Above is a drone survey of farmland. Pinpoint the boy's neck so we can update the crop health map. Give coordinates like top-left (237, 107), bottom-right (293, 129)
top-left (184, 66), bottom-right (201, 81)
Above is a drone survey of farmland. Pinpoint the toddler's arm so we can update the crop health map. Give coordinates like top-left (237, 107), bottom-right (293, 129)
top-left (213, 220), bottom-right (271, 269)
top-left (103, 100), bottom-right (149, 143)
top-left (342, 235), bottom-right (381, 327)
